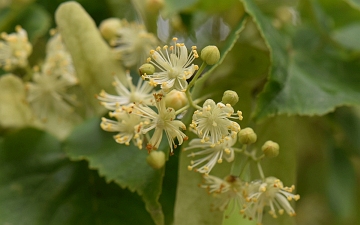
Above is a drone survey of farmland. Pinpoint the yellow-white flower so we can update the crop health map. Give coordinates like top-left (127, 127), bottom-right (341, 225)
top-left (26, 69), bottom-right (76, 120)
top-left (243, 177), bottom-right (300, 224)
top-left (129, 93), bottom-right (187, 153)
top-left (200, 175), bottom-right (246, 213)
top-left (0, 26), bottom-right (32, 71)
top-left (111, 20), bottom-right (158, 68)
top-left (190, 99), bottom-right (242, 144)
top-left (101, 108), bottom-right (145, 149)
top-left (43, 33), bottom-right (77, 85)
top-left (142, 37), bottom-right (199, 92)
top-left (97, 71), bottom-right (154, 110)
top-left (185, 134), bottom-right (236, 175)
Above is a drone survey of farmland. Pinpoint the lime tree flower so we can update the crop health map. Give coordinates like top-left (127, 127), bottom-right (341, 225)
top-left (190, 99), bottom-right (242, 144)
top-left (100, 108), bottom-right (146, 149)
top-left (185, 134), bottom-right (237, 175)
top-left (141, 37), bottom-right (199, 92)
top-left (129, 93), bottom-right (188, 153)
top-left (0, 26), bottom-right (32, 71)
top-left (97, 70), bottom-right (154, 110)
top-left (200, 175), bottom-right (246, 214)
top-left (243, 177), bottom-right (300, 224)
top-left (43, 32), bottom-right (77, 85)
top-left (110, 20), bottom-right (158, 68)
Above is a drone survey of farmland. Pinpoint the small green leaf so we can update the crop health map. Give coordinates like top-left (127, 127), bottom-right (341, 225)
top-left (0, 128), bottom-right (154, 225)
top-left (0, 74), bottom-right (33, 128)
top-left (55, 2), bottom-right (126, 115)
top-left (64, 117), bottom-right (165, 225)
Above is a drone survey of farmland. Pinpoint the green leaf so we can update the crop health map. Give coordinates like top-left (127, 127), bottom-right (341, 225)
top-left (55, 2), bottom-right (126, 115)
top-left (0, 128), bottom-right (154, 225)
top-left (0, 74), bottom-right (33, 128)
top-left (242, 0), bottom-right (360, 121)
top-left (64, 117), bottom-right (165, 225)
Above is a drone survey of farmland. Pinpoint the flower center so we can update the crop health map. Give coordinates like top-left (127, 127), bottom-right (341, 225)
top-left (168, 67), bottom-right (180, 79)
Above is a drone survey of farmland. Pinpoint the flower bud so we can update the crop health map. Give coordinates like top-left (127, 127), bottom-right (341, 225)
top-left (99, 18), bottom-right (122, 41)
top-left (139, 63), bottom-right (155, 75)
top-left (262, 140), bottom-right (279, 158)
top-left (146, 151), bottom-right (166, 169)
top-left (201, 45), bottom-right (220, 65)
top-left (165, 89), bottom-right (187, 110)
top-left (238, 127), bottom-right (257, 144)
top-left (222, 90), bottom-right (239, 106)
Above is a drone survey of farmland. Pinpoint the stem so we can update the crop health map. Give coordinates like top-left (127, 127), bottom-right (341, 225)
top-left (257, 162), bottom-right (265, 180)
top-left (186, 62), bottom-right (207, 92)
top-left (230, 144), bottom-right (248, 176)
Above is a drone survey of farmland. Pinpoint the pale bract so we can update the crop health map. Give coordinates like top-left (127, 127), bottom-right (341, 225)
top-left (142, 37), bottom-right (199, 92)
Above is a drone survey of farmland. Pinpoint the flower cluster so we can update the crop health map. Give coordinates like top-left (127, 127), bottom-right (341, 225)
top-left (201, 175), bottom-right (300, 224)
top-left (0, 26), bottom-right (32, 71)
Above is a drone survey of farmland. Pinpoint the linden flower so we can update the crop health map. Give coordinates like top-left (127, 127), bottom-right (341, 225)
top-left (26, 68), bottom-right (76, 120)
top-left (185, 134), bottom-right (237, 175)
top-left (129, 93), bottom-right (188, 153)
top-left (97, 71), bottom-right (154, 110)
top-left (100, 108), bottom-right (145, 149)
top-left (0, 26), bottom-right (32, 71)
top-left (43, 33), bottom-right (77, 85)
top-left (200, 175), bottom-right (246, 214)
top-left (111, 20), bottom-right (158, 68)
top-left (142, 37), bottom-right (199, 92)
top-left (190, 99), bottom-right (242, 144)
top-left (243, 177), bottom-right (300, 224)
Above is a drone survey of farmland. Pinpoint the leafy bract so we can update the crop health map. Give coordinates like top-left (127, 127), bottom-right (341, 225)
top-left (55, 2), bottom-right (125, 115)
top-left (65, 118), bottom-right (165, 225)
top-left (0, 128), bottom-right (153, 225)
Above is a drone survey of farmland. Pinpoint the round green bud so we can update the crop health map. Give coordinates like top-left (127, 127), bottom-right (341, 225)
top-left (261, 140), bottom-right (279, 158)
top-left (165, 90), bottom-right (188, 110)
top-left (201, 45), bottom-right (220, 65)
top-left (139, 63), bottom-right (155, 75)
top-left (238, 127), bottom-right (257, 144)
top-left (222, 90), bottom-right (239, 106)
top-left (146, 0), bottom-right (164, 13)
top-left (146, 151), bottom-right (166, 169)
top-left (99, 18), bottom-right (122, 41)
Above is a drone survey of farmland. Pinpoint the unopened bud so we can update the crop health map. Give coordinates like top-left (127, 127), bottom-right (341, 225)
top-left (139, 63), bottom-right (155, 75)
top-left (238, 127), bottom-right (257, 144)
top-left (201, 45), bottom-right (220, 65)
top-left (99, 18), bottom-right (122, 41)
top-left (262, 140), bottom-right (279, 158)
top-left (146, 151), bottom-right (166, 169)
top-left (165, 90), bottom-right (187, 110)
top-left (222, 90), bottom-right (239, 106)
